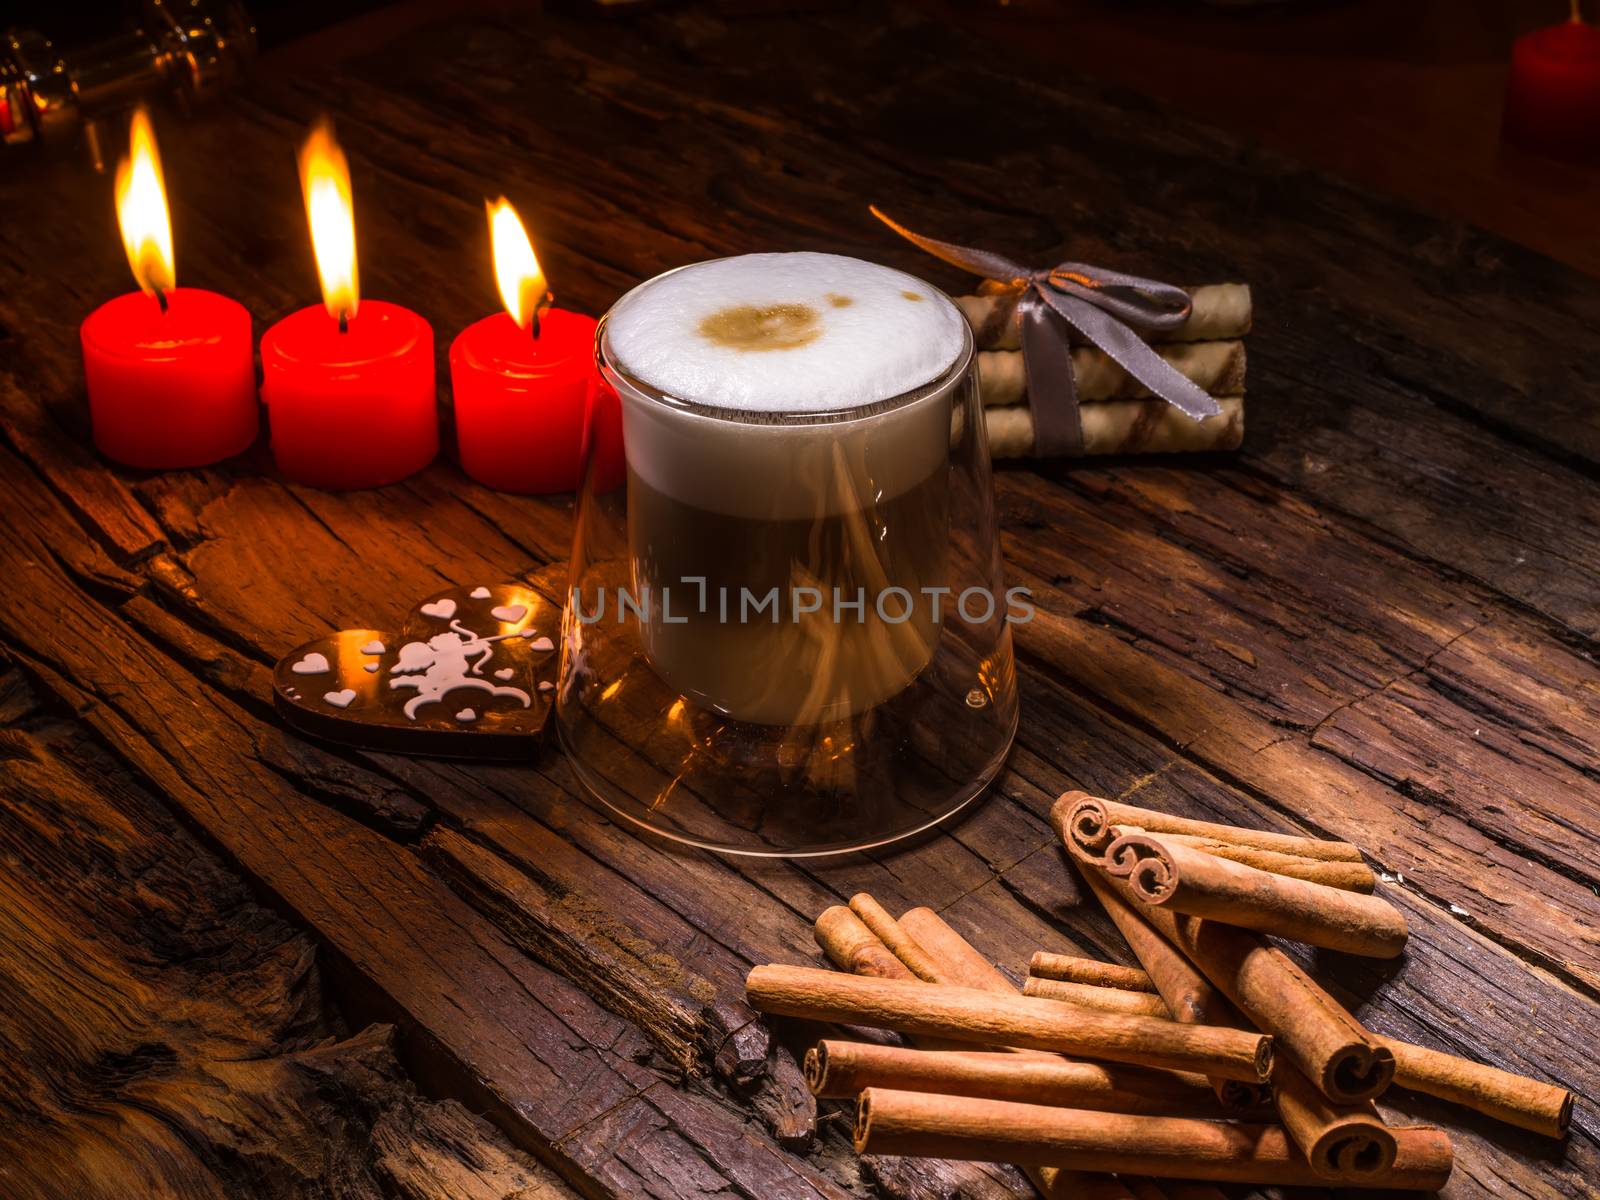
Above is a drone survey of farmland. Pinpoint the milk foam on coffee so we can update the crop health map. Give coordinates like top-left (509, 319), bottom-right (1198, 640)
top-left (605, 252), bottom-right (966, 413)
top-left (605, 253), bottom-right (970, 522)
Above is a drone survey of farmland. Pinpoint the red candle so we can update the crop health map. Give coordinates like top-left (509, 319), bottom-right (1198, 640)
top-left (582, 376), bottom-right (627, 495)
top-left (262, 301), bottom-right (436, 488)
top-left (450, 197), bottom-right (606, 493)
top-left (452, 308), bottom-right (598, 493)
top-left (1505, 2), bottom-right (1600, 160)
top-left (262, 119), bottom-right (436, 489)
top-left (82, 109), bottom-right (256, 468)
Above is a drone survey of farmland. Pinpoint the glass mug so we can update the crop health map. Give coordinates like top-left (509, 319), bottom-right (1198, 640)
top-left (557, 253), bottom-right (1019, 856)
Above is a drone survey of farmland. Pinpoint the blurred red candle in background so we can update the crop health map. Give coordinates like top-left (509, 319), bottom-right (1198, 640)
top-left (82, 109), bottom-right (256, 468)
top-left (450, 198), bottom-right (606, 494)
top-left (582, 377), bottom-right (626, 495)
top-left (1505, 2), bottom-right (1600, 160)
top-left (262, 119), bottom-right (436, 489)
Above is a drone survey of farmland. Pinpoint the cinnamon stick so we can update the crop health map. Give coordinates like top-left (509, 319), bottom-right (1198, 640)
top-left (1382, 1038), bottom-right (1573, 1138)
top-left (1074, 869), bottom-right (1224, 1026)
top-left (1061, 812), bottom-right (1394, 1105)
top-left (853, 1089), bottom-right (1454, 1189)
top-left (1022, 975), bottom-right (1174, 1019)
top-left (804, 1040), bottom-right (1220, 1116)
top-left (1274, 1060), bottom-right (1397, 1178)
top-left (1054, 791), bottom-right (1363, 866)
top-left (1076, 865), bottom-right (1273, 1113)
top-left (1095, 869), bottom-right (1395, 1104)
top-left (893, 907), bottom-right (1235, 1119)
top-left (881, 905), bottom-right (1056, 1060)
top-left (896, 907), bottom-right (1014, 994)
top-left (852, 905), bottom-right (1141, 1200)
top-left (814, 905), bottom-right (916, 980)
top-left (745, 965), bottom-right (1273, 1082)
top-left (1107, 828), bottom-right (1377, 893)
top-left (1029, 951), bottom-right (1155, 993)
top-left (1111, 832), bottom-right (1409, 959)
top-left (897, 907), bottom-right (1209, 1087)
top-left (848, 894), bottom-right (946, 983)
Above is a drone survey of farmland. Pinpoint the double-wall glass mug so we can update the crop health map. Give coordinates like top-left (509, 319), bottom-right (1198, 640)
top-left (557, 252), bottom-right (1019, 856)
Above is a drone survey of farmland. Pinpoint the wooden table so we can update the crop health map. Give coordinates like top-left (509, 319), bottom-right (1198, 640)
top-left (1, 5), bottom-right (1595, 1198)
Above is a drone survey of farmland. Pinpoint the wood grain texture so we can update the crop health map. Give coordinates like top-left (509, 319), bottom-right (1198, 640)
top-left (0, 672), bottom-right (578, 1200)
top-left (0, 3), bottom-right (1596, 1198)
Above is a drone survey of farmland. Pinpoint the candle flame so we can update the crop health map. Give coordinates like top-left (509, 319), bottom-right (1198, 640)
top-left (298, 119), bottom-right (358, 322)
top-left (487, 197), bottom-right (547, 330)
top-left (114, 107), bottom-right (174, 298)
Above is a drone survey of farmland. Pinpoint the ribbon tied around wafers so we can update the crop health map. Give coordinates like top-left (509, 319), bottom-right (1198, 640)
top-left (871, 207), bottom-right (1224, 456)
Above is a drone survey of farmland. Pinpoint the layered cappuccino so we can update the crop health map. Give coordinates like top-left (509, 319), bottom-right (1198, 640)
top-left (602, 252), bottom-right (970, 725)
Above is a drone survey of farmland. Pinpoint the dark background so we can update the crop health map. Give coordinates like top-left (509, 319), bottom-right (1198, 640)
top-left (7, 0), bottom-right (1599, 276)
top-left (1, 0), bottom-right (394, 47)
top-left (5, 1), bottom-right (1566, 55)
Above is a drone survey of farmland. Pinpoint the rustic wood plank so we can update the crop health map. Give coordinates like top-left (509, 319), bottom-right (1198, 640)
top-left (0, 378), bottom-right (166, 564)
top-left (18, 0), bottom-right (1593, 668)
top-left (96, 509), bottom-right (1600, 1200)
top-left (122, 592), bottom-right (433, 839)
top-left (373, 1101), bottom-right (582, 1200)
top-left (993, 467), bottom-right (1600, 958)
top-left (0, 673), bottom-right (578, 1200)
top-left (0, 448), bottom-right (859, 1200)
top-left (0, 478), bottom-right (1211, 1200)
top-left (1009, 578), bottom-right (1600, 990)
top-left (421, 823), bottom-right (727, 1077)
top-left (9, 416), bottom-right (1587, 1200)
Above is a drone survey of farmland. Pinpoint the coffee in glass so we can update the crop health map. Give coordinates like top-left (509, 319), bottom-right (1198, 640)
top-left (605, 252), bottom-right (963, 724)
top-left (559, 251), bottom-right (1018, 855)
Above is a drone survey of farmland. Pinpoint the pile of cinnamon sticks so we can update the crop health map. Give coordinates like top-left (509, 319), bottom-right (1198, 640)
top-left (743, 792), bottom-right (1573, 1196)
top-left (958, 281), bottom-right (1249, 460)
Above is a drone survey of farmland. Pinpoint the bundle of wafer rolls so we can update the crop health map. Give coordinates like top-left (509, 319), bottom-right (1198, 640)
top-left (743, 797), bottom-right (1573, 1197)
top-left (959, 280), bottom-right (1250, 459)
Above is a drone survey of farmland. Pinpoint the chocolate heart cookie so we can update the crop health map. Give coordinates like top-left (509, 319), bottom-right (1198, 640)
top-left (273, 573), bottom-right (562, 758)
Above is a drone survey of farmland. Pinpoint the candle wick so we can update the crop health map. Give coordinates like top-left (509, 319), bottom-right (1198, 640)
top-left (1573, 0), bottom-right (1584, 23)
top-left (338, 310), bottom-right (349, 334)
top-left (155, 288), bottom-right (170, 316)
top-left (529, 290), bottom-right (553, 341)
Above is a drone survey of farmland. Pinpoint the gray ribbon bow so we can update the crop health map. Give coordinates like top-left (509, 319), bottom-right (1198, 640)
top-left (871, 207), bottom-right (1223, 457)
